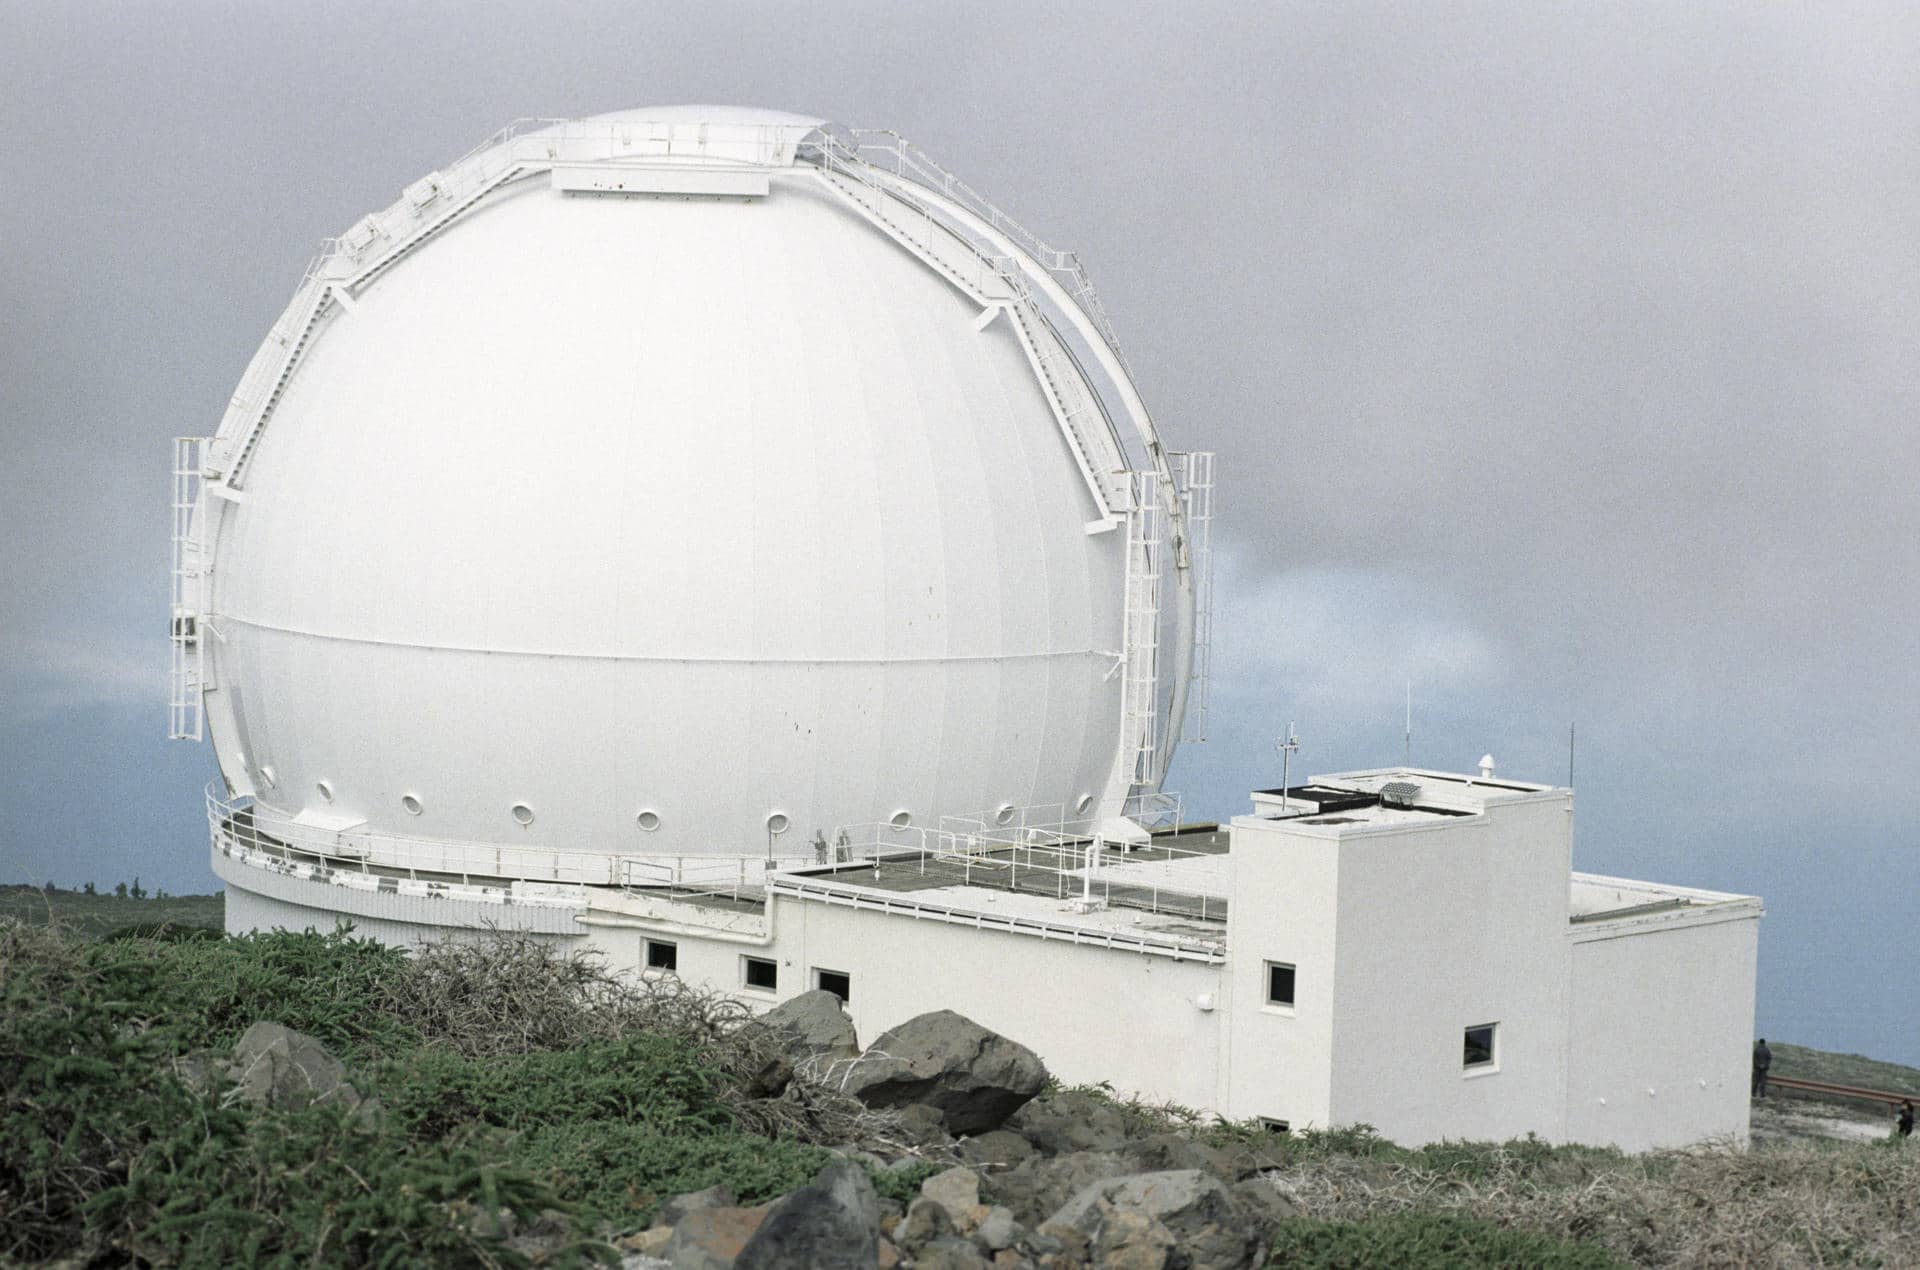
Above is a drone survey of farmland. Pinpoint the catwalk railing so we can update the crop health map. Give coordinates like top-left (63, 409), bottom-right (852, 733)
top-left (203, 784), bottom-right (807, 893)
top-left (204, 784), bottom-right (1210, 911)
top-left (826, 795), bottom-right (1228, 923)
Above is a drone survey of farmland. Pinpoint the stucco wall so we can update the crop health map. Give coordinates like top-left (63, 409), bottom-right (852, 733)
top-left (1567, 913), bottom-right (1758, 1150)
top-left (1221, 819), bottom-right (1341, 1128)
top-left (1324, 797), bottom-right (1574, 1145)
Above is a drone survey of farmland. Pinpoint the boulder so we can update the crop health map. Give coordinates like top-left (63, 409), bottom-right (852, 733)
top-left (990, 1150), bottom-right (1131, 1228)
top-left (753, 990), bottom-right (860, 1074)
top-left (1084, 1205), bottom-right (1177, 1270)
top-left (734, 1158), bottom-right (879, 1270)
top-left (957, 1129), bottom-right (1036, 1171)
top-left (888, 1102), bottom-right (958, 1150)
top-left (656, 1184), bottom-right (736, 1228)
top-left (973, 1204), bottom-right (1018, 1253)
top-left (1230, 1175), bottom-right (1301, 1225)
top-left (170, 1051), bottom-right (229, 1095)
top-left (837, 1011), bottom-right (1048, 1136)
top-left (913, 1237), bottom-right (991, 1269)
top-left (1006, 1088), bottom-right (1133, 1156)
top-left (663, 1203), bottom-right (772, 1270)
top-left (921, 1166), bottom-right (982, 1217)
top-left (894, 1197), bottom-right (955, 1251)
top-left (1124, 1133), bottom-right (1239, 1182)
top-left (228, 1022), bottom-right (371, 1118)
top-left (1045, 1170), bottom-right (1266, 1270)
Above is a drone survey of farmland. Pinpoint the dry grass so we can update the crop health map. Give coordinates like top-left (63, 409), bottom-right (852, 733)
top-left (1263, 1136), bottom-right (1920, 1268)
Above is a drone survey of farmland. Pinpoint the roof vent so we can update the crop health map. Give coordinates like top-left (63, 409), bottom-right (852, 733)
top-left (1479, 754), bottom-right (1497, 779)
top-left (1379, 780), bottom-right (1421, 807)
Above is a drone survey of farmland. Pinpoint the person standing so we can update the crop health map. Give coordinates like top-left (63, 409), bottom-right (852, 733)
top-left (1751, 1038), bottom-right (1772, 1098)
top-left (1898, 1099), bottom-right (1914, 1139)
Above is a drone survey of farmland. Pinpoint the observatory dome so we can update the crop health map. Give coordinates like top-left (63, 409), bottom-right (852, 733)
top-left (177, 105), bottom-right (1204, 875)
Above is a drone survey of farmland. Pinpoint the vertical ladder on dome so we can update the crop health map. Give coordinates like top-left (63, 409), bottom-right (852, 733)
top-left (1172, 451), bottom-right (1215, 743)
top-left (169, 437), bottom-right (206, 741)
top-left (1120, 471), bottom-right (1163, 788)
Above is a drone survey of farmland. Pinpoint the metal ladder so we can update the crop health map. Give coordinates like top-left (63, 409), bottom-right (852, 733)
top-left (1172, 451), bottom-right (1215, 743)
top-left (1120, 471), bottom-right (1164, 787)
top-left (169, 437), bottom-right (206, 741)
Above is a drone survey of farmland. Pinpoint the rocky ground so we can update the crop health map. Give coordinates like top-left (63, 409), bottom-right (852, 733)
top-left (198, 990), bottom-right (1303, 1269)
top-left (585, 988), bottom-right (1305, 1269)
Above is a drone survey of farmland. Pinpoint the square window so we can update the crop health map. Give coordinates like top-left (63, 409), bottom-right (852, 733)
top-left (1265, 961), bottom-right (1296, 1007)
top-left (645, 939), bottom-right (677, 973)
top-left (1464, 1023), bottom-right (1498, 1070)
top-left (744, 956), bottom-right (778, 992)
top-left (815, 968), bottom-right (851, 1003)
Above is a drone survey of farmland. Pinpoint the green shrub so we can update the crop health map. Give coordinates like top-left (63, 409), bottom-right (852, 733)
top-left (86, 925), bottom-right (418, 1060)
top-left (1266, 1212), bottom-right (1625, 1268)
top-left (92, 1100), bottom-right (599, 1268)
top-left (376, 1034), bottom-right (732, 1141)
top-left (508, 1121), bottom-right (832, 1222)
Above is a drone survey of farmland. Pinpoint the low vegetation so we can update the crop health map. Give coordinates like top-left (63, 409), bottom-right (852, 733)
top-left (4, 894), bottom-right (1917, 1267)
top-left (0, 919), bottom-right (868, 1265)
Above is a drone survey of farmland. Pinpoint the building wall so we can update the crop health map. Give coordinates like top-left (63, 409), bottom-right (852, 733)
top-left (581, 895), bottom-right (1225, 1109)
top-left (223, 881), bottom-right (579, 949)
top-left (1323, 797), bottom-right (1574, 1146)
top-left (1566, 913), bottom-right (1758, 1151)
top-left (780, 901), bottom-right (1223, 1108)
top-left (1218, 819), bottom-right (1341, 1129)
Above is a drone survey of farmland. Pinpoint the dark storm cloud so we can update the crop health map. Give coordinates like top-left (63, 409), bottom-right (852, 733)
top-left (2, 1), bottom-right (1915, 1055)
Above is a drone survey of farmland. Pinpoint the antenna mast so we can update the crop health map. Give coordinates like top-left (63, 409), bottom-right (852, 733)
top-left (1276, 723), bottom-right (1300, 813)
top-left (1404, 679), bottom-right (1412, 769)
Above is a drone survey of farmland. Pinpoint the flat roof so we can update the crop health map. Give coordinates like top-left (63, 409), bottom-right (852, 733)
top-left (1570, 872), bottom-right (1761, 923)
top-left (1244, 768), bottom-right (1565, 834)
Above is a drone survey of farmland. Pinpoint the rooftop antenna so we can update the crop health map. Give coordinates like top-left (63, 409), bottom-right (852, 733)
top-left (1568, 721), bottom-right (1575, 789)
top-left (1276, 722), bottom-right (1301, 813)
top-left (1404, 679), bottom-right (1412, 770)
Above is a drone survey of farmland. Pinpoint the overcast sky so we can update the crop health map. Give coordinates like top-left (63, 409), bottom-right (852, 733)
top-left (3, 2), bottom-right (1915, 1061)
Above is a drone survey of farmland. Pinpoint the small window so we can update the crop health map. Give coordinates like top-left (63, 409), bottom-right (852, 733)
top-left (744, 956), bottom-right (778, 992)
top-left (815, 968), bottom-right (851, 1003)
top-left (645, 939), bottom-right (677, 973)
top-left (1258, 1117), bottom-right (1291, 1135)
top-left (1464, 1023), bottom-right (1498, 1070)
top-left (1265, 961), bottom-right (1296, 1008)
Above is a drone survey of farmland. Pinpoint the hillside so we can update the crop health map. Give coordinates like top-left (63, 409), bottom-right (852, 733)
top-left (1770, 1041), bottom-right (1920, 1100)
top-left (0, 882), bottom-right (223, 937)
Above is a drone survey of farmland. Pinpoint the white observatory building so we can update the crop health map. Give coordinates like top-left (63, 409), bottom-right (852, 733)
top-left (170, 105), bottom-right (1759, 1153)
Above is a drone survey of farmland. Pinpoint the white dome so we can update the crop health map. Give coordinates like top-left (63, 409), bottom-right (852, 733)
top-left (191, 106), bottom-right (1191, 865)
